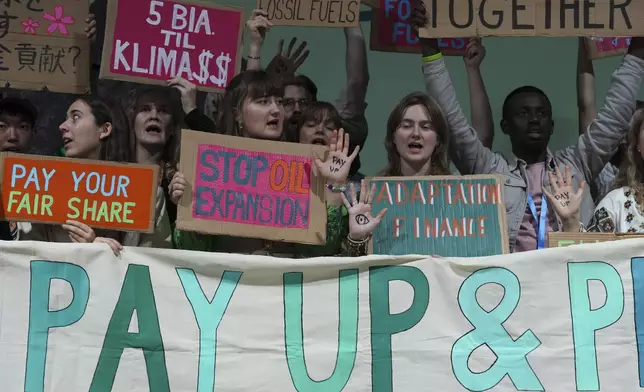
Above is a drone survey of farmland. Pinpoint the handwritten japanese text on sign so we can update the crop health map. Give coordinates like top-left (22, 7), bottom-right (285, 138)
top-left (100, 0), bottom-right (243, 92)
top-left (369, 175), bottom-right (508, 256)
top-left (177, 130), bottom-right (327, 244)
top-left (419, 0), bottom-right (644, 38)
top-left (370, 0), bottom-right (469, 54)
top-left (257, 0), bottom-right (360, 27)
top-left (0, 0), bottom-right (90, 93)
top-left (0, 154), bottom-right (158, 232)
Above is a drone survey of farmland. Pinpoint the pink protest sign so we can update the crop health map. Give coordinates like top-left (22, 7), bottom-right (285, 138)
top-left (193, 144), bottom-right (311, 229)
top-left (585, 37), bottom-right (631, 60)
top-left (370, 0), bottom-right (469, 55)
top-left (100, 0), bottom-right (243, 92)
top-left (177, 131), bottom-right (328, 245)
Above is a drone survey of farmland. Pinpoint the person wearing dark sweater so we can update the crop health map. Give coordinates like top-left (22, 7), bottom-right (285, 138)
top-left (0, 97), bottom-right (38, 240)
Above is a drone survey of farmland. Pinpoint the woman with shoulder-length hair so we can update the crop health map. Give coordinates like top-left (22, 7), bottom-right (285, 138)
top-left (341, 91), bottom-right (452, 256)
top-left (169, 70), bottom-right (364, 258)
top-left (16, 95), bottom-right (134, 252)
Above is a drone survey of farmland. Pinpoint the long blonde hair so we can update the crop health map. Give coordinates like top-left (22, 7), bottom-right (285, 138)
top-left (613, 108), bottom-right (644, 205)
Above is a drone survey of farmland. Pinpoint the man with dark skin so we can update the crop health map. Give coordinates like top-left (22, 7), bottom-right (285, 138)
top-left (410, 0), bottom-right (644, 252)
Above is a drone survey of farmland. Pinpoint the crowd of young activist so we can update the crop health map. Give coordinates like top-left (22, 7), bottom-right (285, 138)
top-left (2, 0), bottom-right (644, 257)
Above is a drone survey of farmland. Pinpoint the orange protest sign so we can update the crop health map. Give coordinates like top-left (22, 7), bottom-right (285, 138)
top-left (0, 154), bottom-right (158, 233)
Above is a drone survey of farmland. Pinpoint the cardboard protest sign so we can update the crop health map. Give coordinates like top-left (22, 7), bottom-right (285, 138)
top-left (585, 37), bottom-right (631, 59)
top-left (100, 0), bottom-right (243, 92)
top-left (370, 0), bottom-right (469, 55)
top-left (0, 0), bottom-right (90, 93)
top-left (368, 175), bottom-right (508, 256)
top-left (549, 231), bottom-right (644, 248)
top-left (419, 0), bottom-right (644, 38)
top-left (257, 0), bottom-right (360, 27)
top-left (177, 130), bottom-right (327, 244)
top-left (0, 153), bottom-right (158, 232)
top-left (5, 238), bottom-right (644, 389)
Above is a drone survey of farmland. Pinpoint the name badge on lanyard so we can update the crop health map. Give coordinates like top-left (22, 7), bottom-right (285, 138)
top-left (527, 193), bottom-right (548, 249)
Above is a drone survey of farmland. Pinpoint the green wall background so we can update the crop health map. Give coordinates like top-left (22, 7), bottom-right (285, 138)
top-left (224, 1), bottom-right (637, 175)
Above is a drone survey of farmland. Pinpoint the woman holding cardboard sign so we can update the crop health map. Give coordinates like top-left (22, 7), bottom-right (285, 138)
top-left (170, 70), bottom-right (362, 257)
top-left (16, 96), bottom-right (132, 254)
top-left (340, 92), bottom-right (451, 256)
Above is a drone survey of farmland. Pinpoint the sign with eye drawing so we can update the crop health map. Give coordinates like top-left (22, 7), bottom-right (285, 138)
top-left (368, 175), bottom-right (509, 256)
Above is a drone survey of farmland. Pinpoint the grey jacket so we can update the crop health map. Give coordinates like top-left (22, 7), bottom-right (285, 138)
top-left (422, 55), bottom-right (644, 251)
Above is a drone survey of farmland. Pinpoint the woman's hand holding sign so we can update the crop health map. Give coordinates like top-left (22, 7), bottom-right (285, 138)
top-left (170, 171), bottom-right (188, 205)
top-left (342, 180), bottom-right (387, 241)
top-left (543, 167), bottom-right (585, 232)
top-left (62, 220), bottom-right (123, 256)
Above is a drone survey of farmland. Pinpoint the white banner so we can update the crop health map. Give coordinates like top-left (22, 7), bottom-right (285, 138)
top-left (1, 240), bottom-right (644, 391)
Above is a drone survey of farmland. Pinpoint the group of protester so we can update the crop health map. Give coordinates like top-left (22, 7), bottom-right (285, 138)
top-left (2, 0), bottom-right (644, 257)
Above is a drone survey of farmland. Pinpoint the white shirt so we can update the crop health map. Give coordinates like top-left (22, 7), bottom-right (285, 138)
top-left (587, 186), bottom-right (644, 233)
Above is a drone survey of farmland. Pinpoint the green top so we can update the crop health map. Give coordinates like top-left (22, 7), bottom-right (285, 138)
top-left (173, 204), bottom-right (348, 257)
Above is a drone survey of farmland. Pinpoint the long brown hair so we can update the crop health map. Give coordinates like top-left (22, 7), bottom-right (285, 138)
top-left (614, 108), bottom-right (644, 205)
top-left (381, 92), bottom-right (450, 176)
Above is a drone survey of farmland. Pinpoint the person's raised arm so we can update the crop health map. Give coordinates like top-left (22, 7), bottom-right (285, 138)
top-left (464, 37), bottom-right (494, 148)
top-left (577, 38), bottom-right (597, 135)
top-left (246, 10), bottom-right (272, 71)
top-left (335, 26), bottom-right (370, 148)
top-left (569, 38), bottom-right (644, 181)
top-left (410, 1), bottom-right (498, 175)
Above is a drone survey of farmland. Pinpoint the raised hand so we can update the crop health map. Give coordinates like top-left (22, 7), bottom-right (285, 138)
top-left (169, 171), bottom-right (188, 205)
top-left (167, 76), bottom-right (197, 114)
top-left (266, 37), bottom-right (310, 76)
top-left (314, 129), bottom-right (359, 186)
top-left (341, 180), bottom-right (387, 241)
top-left (543, 167), bottom-right (585, 221)
top-left (463, 37), bottom-right (485, 68)
top-left (246, 9), bottom-right (272, 46)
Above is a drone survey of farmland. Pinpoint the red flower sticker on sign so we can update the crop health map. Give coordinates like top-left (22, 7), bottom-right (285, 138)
top-left (100, 0), bottom-right (244, 92)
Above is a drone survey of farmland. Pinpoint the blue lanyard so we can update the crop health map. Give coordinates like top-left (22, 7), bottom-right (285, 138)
top-left (527, 193), bottom-right (547, 249)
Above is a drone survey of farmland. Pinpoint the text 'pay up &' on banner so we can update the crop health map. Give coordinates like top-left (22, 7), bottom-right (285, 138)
top-left (176, 130), bottom-right (328, 245)
top-left (419, 0), bottom-right (644, 38)
top-left (0, 0), bottom-right (90, 94)
top-left (6, 238), bottom-right (644, 390)
top-left (0, 153), bottom-right (158, 232)
top-left (100, 0), bottom-right (244, 92)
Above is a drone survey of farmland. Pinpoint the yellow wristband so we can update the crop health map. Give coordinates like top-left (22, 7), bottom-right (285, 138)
top-left (422, 52), bottom-right (443, 63)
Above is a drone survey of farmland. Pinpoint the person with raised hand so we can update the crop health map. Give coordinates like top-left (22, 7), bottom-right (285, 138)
top-left (410, 0), bottom-right (644, 252)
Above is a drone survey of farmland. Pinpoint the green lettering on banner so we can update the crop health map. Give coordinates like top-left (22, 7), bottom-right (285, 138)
top-left (25, 261), bottom-right (90, 392)
top-left (89, 264), bottom-right (169, 391)
top-left (369, 266), bottom-right (429, 392)
top-left (451, 267), bottom-right (543, 391)
top-left (283, 270), bottom-right (359, 391)
top-left (568, 262), bottom-right (625, 391)
top-left (177, 268), bottom-right (242, 392)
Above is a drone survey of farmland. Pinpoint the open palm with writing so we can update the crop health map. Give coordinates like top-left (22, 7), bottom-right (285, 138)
top-left (314, 128), bottom-right (359, 185)
top-left (543, 167), bottom-right (585, 221)
top-left (341, 180), bottom-right (387, 240)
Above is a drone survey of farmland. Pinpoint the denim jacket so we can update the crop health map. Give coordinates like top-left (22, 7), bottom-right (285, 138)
top-left (422, 55), bottom-right (644, 252)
